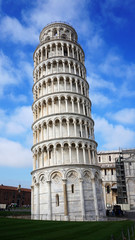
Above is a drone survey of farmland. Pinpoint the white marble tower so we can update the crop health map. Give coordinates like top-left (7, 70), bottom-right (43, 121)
top-left (31, 22), bottom-right (105, 221)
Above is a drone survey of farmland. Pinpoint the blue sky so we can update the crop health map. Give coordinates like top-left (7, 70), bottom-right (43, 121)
top-left (0, 0), bottom-right (135, 188)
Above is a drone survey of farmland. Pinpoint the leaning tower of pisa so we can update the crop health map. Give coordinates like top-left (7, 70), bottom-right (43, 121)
top-left (31, 22), bottom-right (105, 221)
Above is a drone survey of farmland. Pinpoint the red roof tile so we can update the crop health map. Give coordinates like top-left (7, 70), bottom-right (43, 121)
top-left (0, 185), bottom-right (31, 192)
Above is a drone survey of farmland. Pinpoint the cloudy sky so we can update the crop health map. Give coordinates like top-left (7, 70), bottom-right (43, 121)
top-left (0, 0), bottom-right (135, 187)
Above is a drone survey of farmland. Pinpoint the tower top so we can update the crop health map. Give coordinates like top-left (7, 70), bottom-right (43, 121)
top-left (39, 22), bottom-right (78, 43)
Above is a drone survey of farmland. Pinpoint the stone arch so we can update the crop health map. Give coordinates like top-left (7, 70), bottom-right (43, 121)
top-left (82, 170), bottom-right (92, 183)
top-left (58, 60), bottom-right (63, 72)
top-left (45, 36), bottom-right (50, 41)
top-left (66, 169), bottom-right (80, 179)
top-left (38, 173), bottom-right (45, 183)
top-left (61, 33), bottom-right (67, 39)
top-left (33, 176), bottom-right (37, 184)
top-left (52, 28), bottom-right (58, 37)
top-left (49, 170), bottom-right (63, 182)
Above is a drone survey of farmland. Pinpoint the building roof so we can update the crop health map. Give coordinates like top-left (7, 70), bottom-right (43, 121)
top-left (98, 148), bottom-right (135, 155)
top-left (123, 154), bottom-right (135, 162)
top-left (0, 185), bottom-right (31, 192)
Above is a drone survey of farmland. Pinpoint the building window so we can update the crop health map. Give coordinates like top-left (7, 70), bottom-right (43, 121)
top-left (111, 169), bottom-right (113, 175)
top-left (129, 163), bottom-right (131, 175)
top-left (56, 194), bottom-right (59, 207)
top-left (109, 156), bottom-right (111, 161)
top-left (79, 131), bottom-right (81, 137)
top-left (104, 169), bottom-right (107, 175)
top-left (13, 191), bottom-right (15, 199)
top-left (107, 186), bottom-right (110, 194)
top-left (49, 150), bottom-right (52, 159)
top-left (85, 106), bottom-right (87, 116)
top-left (64, 49), bottom-right (67, 56)
top-left (71, 184), bottom-right (74, 193)
top-left (99, 157), bottom-right (101, 162)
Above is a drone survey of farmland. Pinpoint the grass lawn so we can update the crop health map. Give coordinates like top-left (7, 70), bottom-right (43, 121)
top-left (0, 218), bottom-right (134, 240)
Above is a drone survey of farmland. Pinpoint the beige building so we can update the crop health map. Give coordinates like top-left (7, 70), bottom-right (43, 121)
top-left (97, 149), bottom-right (135, 210)
top-left (124, 154), bottom-right (135, 210)
top-left (31, 22), bottom-right (105, 221)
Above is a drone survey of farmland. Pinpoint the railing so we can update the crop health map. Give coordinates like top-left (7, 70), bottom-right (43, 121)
top-left (39, 35), bottom-right (84, 50)
top-left (44, 21), bottom-right (75, 30)
top-left (40, 36), bottom-right (78, 44)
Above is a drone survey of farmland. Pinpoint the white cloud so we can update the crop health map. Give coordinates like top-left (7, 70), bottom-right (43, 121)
top-left (0, 51), bottom-right (20, 96)
top-left (0, 0), bottom-right (87, 45)
top-left (20, 61), bottom-right (33, 85)
top-left (0, 106), bottom-right (33, 167)
top-left (94, 116), bottom-right (135, 150)
top-left (0, 50), bottom-right (33, 98)
top-left (118, 82), bottom-right (135, 98)
top-left (0, 106), bottom-right (33, 136)
top-left (91, 92), bottom-right (112, 107)
top-left (87, 74), bottom-right (116, 107)
top-left (8, 94), bottom-right (27, 103)
top-left (0, 0), bottom-right (100, 50)
top-left (10, 106), bottom-right (33, 129)
top-left (99, 52), bottom-right (135, 80)
top-left (88, 74), bottom-right (116, 92)
top-left (111, 108), bottom-right (135, 124)
top-left (0, 16), bottom-right (38, 44)
top-left (0, 138), bottom-right (32, 167)
top-left (87, 34), bottom-right (104, 52)
top-left (25, 0), bottom-right (86, 29)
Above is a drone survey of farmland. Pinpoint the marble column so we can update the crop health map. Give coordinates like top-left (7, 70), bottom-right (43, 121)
top-left (79, 178), bottom-right (85, 220)
top-left (92, 178), bottom-right (99, 220)
top-left (77, 100), bottom-right (80, 113)
top-left (72, 98), bottom-right (74, 112)
top-left (58, 98), bottom-right (61, 113)
top-left (61, 146), bottom-right (64, 164)
top-left (37, 153), bottom-right (39, 168)
top-left (88, 148), bottom-right (92, 164)
top-left (76, 81), bottom-right (78, 93)
top-left (74, 120), bottom-right (76, 137)
top-left (65, 97), bottom-right (68, 112)
top-left (92, 150), bottom-right (95, 164)
top-left (54, 146), bottom-right (56, 165)
top-left (63, 179), bottom-right (68, 220)
top-left (69, 145), bottom-right (72, 164)
top-left (80, 122), bottom-right (83, 137)
top-left (72, 46), bottom-right (74, 58)
top-left (60, 120), bottom-right (62, 137)
top-left (31, 185), bottom-right (34, 216)
top-left (76, 146), bottom-right (79, 163)
top-left (69, 62), bottom-right (71, 73)
top-left (41, 125), bottom-right (44, 141)
top-left (35, 183), bottom-right (39, 218)
top-left (42, 150), bottom-right (44, 167)
top-left (33, 154), bottom-right (36, 170)
top-left (67, 120), bottom-right (70, 137)
top-left (47, 180), bottom-right (52, 220)
top-left (83, 102), bottom-right (85, 115)
top-left (85, 123), bottom-right (88, 138)
top-left (67, 45), bottom-right (70, 56)
top-left (62, 44), bottom-right (64, 56)
top-left (53, 122), bottom-right (55, 138)
top-left (83, 147), bottom-right (86, 164)
top-left (56, 44), bottom-right (58, 56)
